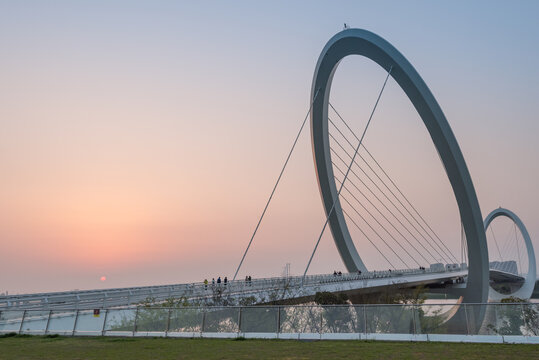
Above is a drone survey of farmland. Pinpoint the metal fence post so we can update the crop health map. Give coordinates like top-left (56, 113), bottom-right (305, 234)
top-left (165, 308), bottom-right (172, 337)
top-left (72, 310), bottom-right (79, 336)
top-left (520, 303), bottom-right (529, 334)
top-left (493, 304), bottom-right (500, 335)
top-left (277, 306), bottom-right (281, 334)
top-left (237, 307), bottom-right (242, 334)
top-left (463, 304), bottom-right (470, 335)
top-left (411, 306), bottom-right (417, 335)
top-left (44, 310), bottom-right (52, 335)
top-left (133, 307), bottom-right (139, 336)
top-left (320, 308), bottom-right (323, 334)
top-left (101, 309), bottom-right (109, 336)
top-left (201, 308), bottom-right (206, 333)
top-left (18, 310), bottom-right (26, 335)
top-left (363, 305), bottom-right (367, 335)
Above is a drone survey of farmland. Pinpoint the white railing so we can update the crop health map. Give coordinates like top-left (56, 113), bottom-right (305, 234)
top-left (0, 266), bottom-right (465, 310)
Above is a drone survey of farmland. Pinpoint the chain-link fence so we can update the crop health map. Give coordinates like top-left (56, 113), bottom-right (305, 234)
top-left (1, 303), bottom-right (538, 340)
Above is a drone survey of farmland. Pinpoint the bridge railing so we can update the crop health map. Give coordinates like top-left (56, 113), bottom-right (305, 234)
top-left (0, 303), bottom-right (537, 341)
top-left (0, 266), bottom-right (464, 311)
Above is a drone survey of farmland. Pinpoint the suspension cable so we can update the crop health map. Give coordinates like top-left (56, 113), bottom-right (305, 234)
top-left (233, 89), bottom-right (320, 280)
top-left (332, 160), bottom-right (429, 266)
top-left (335, 177), bottom-right (418, 268)
top-left (328, 118), bottom-right (451, 262)
top-left (489, 225), bottom-right (504, 262)
top-left (303, 67), bottom-right (392, 279)
top-left (329, 103), bottom-right (459, 263)
top-left (499, 223), bottom-right (516, 265)
top-left (330, 116), bottom-right (457, 264)
top-left (330, 137), bottom-right (439, 263)
top-left (364, 140), bottom-right (460, 263)
top-left (342, 209), bottom-right (395, 268)
top-left (338, 190), bottom-right (408, 268)
top-left (329, 131), bottom-right (451, 264)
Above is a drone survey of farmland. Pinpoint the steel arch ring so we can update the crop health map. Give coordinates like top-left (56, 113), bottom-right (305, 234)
top-left (310, 29), bottom-right (489, 306)
top-left (484, 207), bottom-right (536, 301)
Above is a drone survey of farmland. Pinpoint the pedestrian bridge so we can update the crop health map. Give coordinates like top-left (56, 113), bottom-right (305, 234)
top-left (0, 266), bottom-right (470, 311)
top-left (1, 29), bottom-right (535, 338)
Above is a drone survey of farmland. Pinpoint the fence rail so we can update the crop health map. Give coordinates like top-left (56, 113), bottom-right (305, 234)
top-left (1, 303), bottom-right (538, 343)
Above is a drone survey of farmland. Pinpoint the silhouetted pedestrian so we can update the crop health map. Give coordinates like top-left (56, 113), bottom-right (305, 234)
top-left (224, 276), bottom-right (228, 286)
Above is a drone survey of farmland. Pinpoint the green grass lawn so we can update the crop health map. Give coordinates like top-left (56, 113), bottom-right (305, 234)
top-left (0, 334), bottom-right (538, 359)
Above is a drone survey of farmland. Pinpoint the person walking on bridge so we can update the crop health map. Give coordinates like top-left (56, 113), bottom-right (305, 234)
top-left (204, 279), bottom-right (208, 290)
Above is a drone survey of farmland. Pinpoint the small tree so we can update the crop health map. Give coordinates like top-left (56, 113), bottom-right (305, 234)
top-left (492, 297), bottom-right (539, 336)
top-left (314, 291), bottom-right (349, 305)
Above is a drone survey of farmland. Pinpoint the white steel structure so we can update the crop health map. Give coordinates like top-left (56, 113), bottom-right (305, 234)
top-left (484, 208), bottom-right (536, 301)
top-left (310, 29), bottom-right (488, 307)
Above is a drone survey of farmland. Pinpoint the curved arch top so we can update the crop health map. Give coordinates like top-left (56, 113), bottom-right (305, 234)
top-left (310, 29), bottom-right (489, 305)
top-left (484, 208), bottom-right (536, 301)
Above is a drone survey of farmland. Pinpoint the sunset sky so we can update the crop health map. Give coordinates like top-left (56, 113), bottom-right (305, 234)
top-left (1, 1), bottom-right (539, 294)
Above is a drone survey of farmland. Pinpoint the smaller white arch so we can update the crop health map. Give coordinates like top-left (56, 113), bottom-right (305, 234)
top-left (484, 207), bottom-right (536, 301)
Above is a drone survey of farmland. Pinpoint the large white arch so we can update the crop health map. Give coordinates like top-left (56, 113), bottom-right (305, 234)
top-left (310, 29), bottom-right (489, 310)
top-left (484, 207), bottom-right (536, 301)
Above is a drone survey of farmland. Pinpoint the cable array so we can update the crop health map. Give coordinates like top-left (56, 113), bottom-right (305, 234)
top-left (326, 102), bottom-right (460, 270)
top-left (303, 68), bottom-right (393, 277)
top-left (487, 221), bottom-right (526, 275)
top-left (235, 67), bottom-right (472, 277)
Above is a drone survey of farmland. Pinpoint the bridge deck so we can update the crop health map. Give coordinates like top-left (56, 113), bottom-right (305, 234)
top-left (0, 267), bottom-right (467, 310)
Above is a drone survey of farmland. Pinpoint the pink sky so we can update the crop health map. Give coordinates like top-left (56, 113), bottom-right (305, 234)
top-left (1, 1), bottom-right (538, 294)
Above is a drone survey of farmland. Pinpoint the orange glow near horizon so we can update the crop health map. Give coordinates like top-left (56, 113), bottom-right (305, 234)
top-left (2, 2), bottom-right (539, 295)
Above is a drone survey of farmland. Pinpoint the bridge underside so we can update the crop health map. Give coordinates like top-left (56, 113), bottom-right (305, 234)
top-left (268, 275), bottom-right (465, 305)
top-left (266, 270), bottom-right (527, 306)
top-left (253, 271), bottom-right (467, 306)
